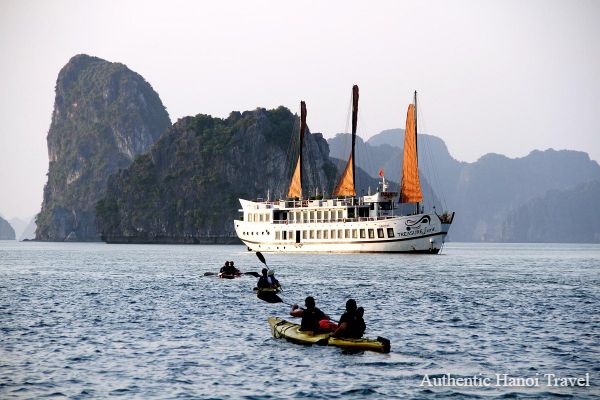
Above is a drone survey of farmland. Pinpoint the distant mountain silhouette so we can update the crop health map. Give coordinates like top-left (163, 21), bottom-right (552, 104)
top-left (501, 180), bottom-right (600, 243)
top-left (329, 131), bottom-right (600, 242)
top-left (0, 216), bottom-right (15, 240)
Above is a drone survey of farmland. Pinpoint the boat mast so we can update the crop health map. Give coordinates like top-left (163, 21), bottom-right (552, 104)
top-left (414, 91), bottom-right (419, 214)
top-left (351, 85), bottom-right (359, 193)
top-left (299, 101), bottom-right (306, 198)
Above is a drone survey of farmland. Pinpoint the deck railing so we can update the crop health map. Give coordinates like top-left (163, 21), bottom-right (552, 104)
top-left (271, 216), bottom-right (399, 224)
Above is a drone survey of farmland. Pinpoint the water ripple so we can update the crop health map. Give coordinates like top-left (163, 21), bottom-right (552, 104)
top-left (0, 241), bottom-right (599, 399)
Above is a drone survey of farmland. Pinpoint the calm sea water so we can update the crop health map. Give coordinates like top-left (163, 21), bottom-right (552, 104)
top-left (0, 241), bottom-right (599, 399)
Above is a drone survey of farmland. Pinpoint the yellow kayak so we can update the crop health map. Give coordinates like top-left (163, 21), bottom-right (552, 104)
top-left (268, 317), bottom-right (390, 353)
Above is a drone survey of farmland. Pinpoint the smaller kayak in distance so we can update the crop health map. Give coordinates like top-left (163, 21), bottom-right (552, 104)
top-left (268, 317), bottom-right (390, 353)
top-left (218, 272), bottom-right (241, 279)
top-left (203, 271), bottom-right (260, 278)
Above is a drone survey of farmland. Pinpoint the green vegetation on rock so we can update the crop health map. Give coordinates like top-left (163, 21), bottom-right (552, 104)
top-left (96, 107), bottom-right (354, 243)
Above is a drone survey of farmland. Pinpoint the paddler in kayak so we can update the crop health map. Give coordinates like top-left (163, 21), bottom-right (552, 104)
top-left (257, 268), bottom-right (270, 289)
top-left (290, 296), bottom-right (331, 332)
top-left (220, 261), bottom-right (239, 275)
top-left (331, 299), bottom-right (364, 338)
top-left (266, 270), bottom-right (280, 290)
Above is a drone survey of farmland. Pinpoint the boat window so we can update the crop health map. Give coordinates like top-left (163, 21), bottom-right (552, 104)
top-left (330, 230), bottom-right (336, 239)
top-left (302, 230), bottom-right (307, 239)
top-left (344, 229), bottom-right (350, 238)
top-left (310, 230), bottom-right (315, 239)
top-left (377, 228), bottom-right (384, 238)
top-left (347, 208), bottom-right (355, 219)
top-left (310, 211), bottom-right (315, 222)
top-left (387, 228), bottom-right (394, 238)
top-left (369, 229), bottom-right (375, 239)
top-left (282, 231), bottom-right (287, 240)
top-left (337, 229), bottom-right (342, 239)
top-left (317, 230), bottom-right (322, 239)
top-left (259, 214), bottom-right (264, 222)
top-left (288, 231), bottom-right (293, 240)
top-left (380, 201), bottom-right (392, 211)
top-left (275, 231), bottom-right (280, 240)
top-left (303, 212), bottom-right (308, 222)
top-left (266, 214), bottom-right (270, 222)
top-left (338, 210), bottom-right (343, 219)
top-left (360, 229), bottom-right (366, 239)
top-left (352, 229), bottom-right (358, 239)
top-left (317, 211), bottom-right (322, 221)
top-left (323, 230), bottom-right (328, 239)
top-left (330, 211), bottom-right (336, 221)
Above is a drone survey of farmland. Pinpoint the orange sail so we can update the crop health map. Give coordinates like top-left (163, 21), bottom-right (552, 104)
top-left (287, 158), bottom-right (302, 198)
top-left (400, 102), bottom-right (423, 203)
top-left (333, 85), bottom-right (359, 197)
top-left (333, 154), bottom-right (355, 196)
top-left (287, 101), bottom-right (307, 198)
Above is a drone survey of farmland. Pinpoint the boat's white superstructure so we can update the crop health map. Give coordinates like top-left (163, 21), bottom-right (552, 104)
top-left (233, 86), bottom-right (454, 253)
top-left (234, 179), bottom-right (454, 253)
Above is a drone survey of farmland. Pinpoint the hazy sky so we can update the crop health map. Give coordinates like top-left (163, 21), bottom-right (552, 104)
top-left (1, 0), bottom-right (599, 220)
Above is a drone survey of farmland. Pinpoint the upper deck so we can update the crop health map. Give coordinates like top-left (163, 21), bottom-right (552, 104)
top-left (238, 190), bottom-right (407, 224)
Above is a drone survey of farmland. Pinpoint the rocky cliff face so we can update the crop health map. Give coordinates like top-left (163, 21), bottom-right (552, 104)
top-left (96, 107), bottom-right (340, 243)
top-left (453, 150), bottom-right (600, 241)
top-left (500, 180), bottom-right (600, 243)
top-left (36, 54), bottom-right (171, 241)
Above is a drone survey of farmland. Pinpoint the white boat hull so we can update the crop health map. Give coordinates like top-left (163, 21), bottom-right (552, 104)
top-left (234, 212), bottom-right (450, 253)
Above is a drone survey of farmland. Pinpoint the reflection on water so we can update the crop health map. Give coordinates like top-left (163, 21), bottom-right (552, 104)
top-left (0, 242), bottom-right (599, 398)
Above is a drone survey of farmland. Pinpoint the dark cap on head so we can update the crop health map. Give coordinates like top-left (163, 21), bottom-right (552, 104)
top-left (305, 296), bottom-right (315, 309)
top-left (346, 299), bottom-right (357, 312)
top-left (262, 268), bottom-right (268, 275)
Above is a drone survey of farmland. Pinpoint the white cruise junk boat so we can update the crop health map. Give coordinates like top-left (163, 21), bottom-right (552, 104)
top-left (234, 85), bottom-right (454, 253)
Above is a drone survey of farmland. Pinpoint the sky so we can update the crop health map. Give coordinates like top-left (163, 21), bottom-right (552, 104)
top-left (1, 0), bottom-right (599, 220)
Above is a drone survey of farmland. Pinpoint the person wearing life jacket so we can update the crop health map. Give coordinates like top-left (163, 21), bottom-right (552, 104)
top-left (257, 268), bottom-right (270, 289)
top-left (356, 306), bottom-right (366, 337)
top-left (290, 296), bottom-right (330, 332)
top-left (267, 270), bottom-right (280, 289)
top-left (228, 261), bottom-right (240, 275)
top-left (220, 261), bottom-right (239, 275)
top-left (331, 299), bottom-right (363, 338)
top-left (219, 261), bottom-right (229, 274)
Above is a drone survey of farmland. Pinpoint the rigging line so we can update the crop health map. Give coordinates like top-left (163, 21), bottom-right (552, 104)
top-left (332, 89), bottom-right (354, 194)
top-left (357, 108), bottom-right (370, 176)
top-left (284, 113), bottom-right (299, 175)
top-left (283, 108), bottom-right (301, 197)
top-left (418, 101), bottom-right (447, 212)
